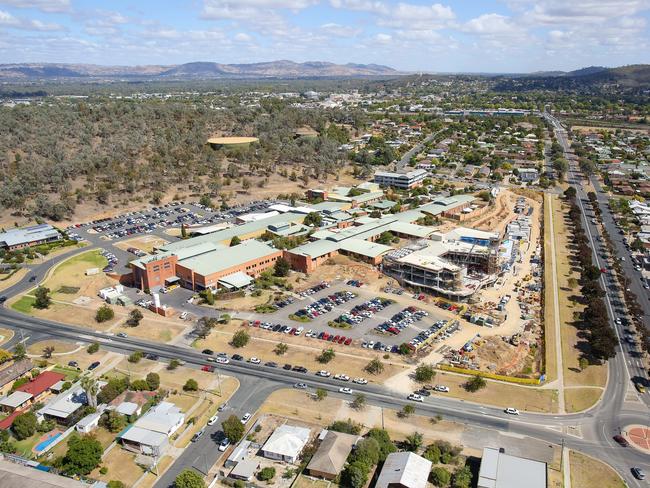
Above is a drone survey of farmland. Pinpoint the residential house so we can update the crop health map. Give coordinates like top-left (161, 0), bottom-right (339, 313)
top-left (375, 451), bottom-right (432, 488)
top-left (260, 424), bottom-right (311, 464)
top-left (306, 430), bottom-right (359, 480)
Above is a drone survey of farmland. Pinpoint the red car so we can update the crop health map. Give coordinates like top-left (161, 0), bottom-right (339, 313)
top-left (344, 338), bottom-right (352, 345)
top-left (333, 335), bottom-right (340, 342)
top-left (338, 336), bottom-right (346, 344)
top-left (322, 333), bottom-right (330, 341)
top-left (253, 320), bottom-right (261, 327)
top-left (201, 365), bottom-right (215, 372)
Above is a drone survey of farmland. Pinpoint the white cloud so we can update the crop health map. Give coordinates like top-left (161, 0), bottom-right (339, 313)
top-left (374, 32), bottom-right (392, 43)
top-left (463, 13), bottom-right (522, 37)
top-left (320, 22), bottom-right (360, 37)
top-left (234, 32), bottom-right (252, 41)
top-left (0, 9), bottom-right (63, 30)
top-left (0, 0), bottom-right (71, 13)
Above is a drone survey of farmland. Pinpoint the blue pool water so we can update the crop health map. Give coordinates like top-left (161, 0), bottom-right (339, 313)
top-left (34, 432), bottom-right (62, 452)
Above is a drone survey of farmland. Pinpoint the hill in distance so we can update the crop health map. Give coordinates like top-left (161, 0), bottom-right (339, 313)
top-left (0, 60), bottom-right (399, 80)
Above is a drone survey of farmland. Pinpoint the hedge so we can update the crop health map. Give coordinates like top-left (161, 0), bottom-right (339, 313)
top-left (438, 364), bottom-right (542, 386)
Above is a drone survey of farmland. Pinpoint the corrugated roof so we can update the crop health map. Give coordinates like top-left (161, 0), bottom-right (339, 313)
top-left (262, 424), bottom-right (311, 459)
top-left (179, 240), bottom-right (278, 276)
top-left (218, 271), bottom-right (254, 289)
top-left (307, 431), bottom-right (358, 476)
top-left (375, 452), bottom-right (432, 488)
top-left (0, 224), bottom-right (60, 248)
top-left (290, 240), bottom-right (340, 259)
top-left (477, 447), bottom-right (546, 488)
top-left (0, 391), bottom-right (32, 408)
top-left (339, 238), bottom-right (392, 258)
top-left (17, 371), bottom-right (65, 397)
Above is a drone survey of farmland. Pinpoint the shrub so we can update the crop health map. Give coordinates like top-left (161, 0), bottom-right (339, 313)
top-left (365, 358), bottom-right (384, 375)
top-left (183, 379), bottom-right (198, 392)
top-left (414, 364), bottom-right (436, 383)
top-left (60, 434), bottom-right (102, 475)
top-left (12, 411), bottom-right (37, 440)
top-left (87, 342), bottom-right (100, 354)
top-left (317, 348), bottom-right (335, 364)
top-left (222, 415), bottom-right (245, 443)
top-left (128, 351), bottom-right (143, 363)
top-left (95, 304), bottom-right (115, 323)
top-left (99, 466), bottom-right (108, 475)
top-left (257, 467), bottom-right (276, 481)
top-left (431, 467), bottom-right (452, 487)
top-left (327, 419), bottom-right (361, 435)
top-left (146, 372), bottom-right (160, 390)
top-left (464, 375), bottom-right (487, 392)
top-left (231, 330), bottom-right (250, 348)
top-left (174, 468), bottom-right (205, 488)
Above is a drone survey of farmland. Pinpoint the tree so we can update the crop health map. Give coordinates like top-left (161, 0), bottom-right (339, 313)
top-left (328, 419), bottom-right (362, 434)
top-left (414, 364), bottom-right (436, 383)
top-left (222, 415), bottom-right (245, 442)
top-left (342, 460), bottom-right (369, 488)
top-left (317, 348), bottom-right (335, 363)
top-left (367, 428), bottom-right (397, 461)
top-left (174, 468), bottom-right (205, 488)
top-left (404, 431), bottom-right (423, 452)
top-left (578, 357), bottom-right (589, 371)
top-left (257, 467), bottom-right (276, 481)
top-left (351, 393), bottom-right (367, 410)
top-left (126, 309), bottom-right (143, 327)
top-left (352, 437), bottom-right (380, 466)
top-left (95, 304), bottom-right (115, 323)
top-left (80, 376), bottom-right (99, 408)
top-left (168, 359), bottom-right (181, 370)
top-left (567, 277), bottom-right (579, 289)
top-left (219, 313), bottom-right (231, 324)
top-left (230, 236), bottom-right (241, 247)
top-left (303, 212), bottom-right (322, 227)
top-left (365, 358), bottom-right (384, 375)
top-left (12, 411), bottom-right (37, 440)
top-left (60, 434), bottom-right (102, 475)
top-left (199, 195), bottom-right (213, 208)
top-left (274, 342), bottom-right (288, 355)
top-left (464, 375), bottom-right (487, 392)
top-left (33, 286), bottom-right (51, 309)
top-left (400, 404), bottom-right (415, 418)
top-left (108, 482), bottom-right (126, 488)
top-left (13, 343), bottom-right (26, 360)
top-left (202, 288), bottom-right (215, 305)
top-left (431, 467), bottom-right (452, 487)
top-left (451, 466), bottom-right (473, 488)
top-left (377, 231), bottom-right (394, 245)
top-left (146, 372), bottom-right (160, 390)
top-left (87, 342), bottom-right (100, 354)
top-left (42, 346), bottom-right (55, 359)
top-left (128, 351), bottom-right (143, 363)
top-left (183, 379), bottom-right (198, 391)
top-left (103, 410), bottom-right (126, 433)
top-left (315, 388), bottom-right (327, 401)
top-left (273, 257), bottom-right (290, 277)
top-left (231, 329), bottom-right (250, 348)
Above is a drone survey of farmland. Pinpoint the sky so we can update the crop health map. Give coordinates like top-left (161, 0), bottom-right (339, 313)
top-left (0, 0), bottom-right (648, 73)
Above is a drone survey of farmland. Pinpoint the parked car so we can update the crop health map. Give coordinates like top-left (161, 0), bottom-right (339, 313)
top-left (191, 428), bottom-right (205, 442)
top-left (240, 413), bottom-right (251, 424)
top-left (216, 357), bottom-right (229, 364)
top-left (218, 437), bottom-right (230, 451)
top-left (407, 393), bottom-right (423, 402)
top-left (294, 383), bottom-right (307, 389)
top-left (249, 357), bottom-right (261, 364)
top-left (231, 354), bottom-right (243, 361)
top-left (117, 332), bottom-right (128, 338)
top-left (334, 374), bottom-right (350, 381)
top-left (202, 349), bottom-right (214, 355)
top-left (433, 385), bottom-right (450, 393)
top-left (352, 378), bottom-right (368, 385)
top-left (339, 387), bottom-right (353, 395)
top-left (88, 361), bottom-right (100, 370)
top-left (317, 370), bottom-right (331, 377)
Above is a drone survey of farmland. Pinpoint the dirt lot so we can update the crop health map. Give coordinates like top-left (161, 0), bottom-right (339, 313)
top-left (570, 450), bottom-right (626, 488)
top-left (27, 339), bottom-right (80, 356)
top-left (114, 235), bottom-right (168, 254)
top-left (0, 327), bottom-right (14, 345)
top-left (195, 321), bottom-right (411, 385)
top-left (112, 317), bottom-right (187, 344)
top-left (42, 249), bottom-right (113, 301)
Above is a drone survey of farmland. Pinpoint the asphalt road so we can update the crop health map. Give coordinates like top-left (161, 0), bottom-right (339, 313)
top-left (395, 130), bottom-right (442, 171)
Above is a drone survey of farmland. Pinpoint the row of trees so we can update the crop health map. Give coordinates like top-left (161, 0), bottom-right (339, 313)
top-left (564, 187), bottom-right (617, 362)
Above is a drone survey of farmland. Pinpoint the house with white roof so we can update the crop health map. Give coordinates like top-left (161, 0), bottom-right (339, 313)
top-left (119, 401), bottom-right (184, 457)
top-left (260, 424), bottom-right (311, 464)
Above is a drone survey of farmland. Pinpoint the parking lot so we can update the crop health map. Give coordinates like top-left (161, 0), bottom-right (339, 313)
top-left (233, 281), bottom-right (448, 349)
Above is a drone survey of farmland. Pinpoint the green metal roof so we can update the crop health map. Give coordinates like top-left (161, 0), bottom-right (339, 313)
top-left (339, 239), bottom-right (392, 258)
top-left (178, 240), bottom-right (277, 276)
top-left (290, 239), bottom-right (340, 259)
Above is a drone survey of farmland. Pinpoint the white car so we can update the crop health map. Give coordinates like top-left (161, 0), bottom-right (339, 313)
top-left (504, 407), bottom-right (520, 415)
top-left (218, 437), bottom-right (230, 451)
top-left (240, 413), bottom-right (251, 424)
top-left (207, 415), bottom-right (219, 426)
top-left (407, 393), bottom-right (423, 402)
top-left (216, 357), bottom-right (229, 364)
top-left (180, 311), bottom-right (188, 320)
top-left (294, 383), bottom-right (307, 389)
top-left (317, 370), bottom-right (331, 377)
top-left (339, 387), bottom-right (353, 395)
top-left (334, 374), bottom-right (350, 381)
top-left (433, 385), bottom-right (450, 393)
top-left (352, 378), bottom-right (368, 385)
top-left (249, 357), bottom-right (261, 364)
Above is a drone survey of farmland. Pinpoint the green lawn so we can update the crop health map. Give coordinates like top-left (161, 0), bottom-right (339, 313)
top-left (50, 365), bottom-right (81, 381)
top-left (11, 296), bottom-right (36, 314)
top-left (52, 250), bottom-right (107, 278)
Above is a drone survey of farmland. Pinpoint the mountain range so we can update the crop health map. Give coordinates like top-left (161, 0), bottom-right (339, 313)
top-left (0, 60), bottom-right (399, 80)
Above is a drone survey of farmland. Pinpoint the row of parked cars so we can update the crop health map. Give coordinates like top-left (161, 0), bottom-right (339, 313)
top-left (298, 281), bottom-right (331, 297)
top-left (408, 320), bottom-right (459, 349)
top-left (333, 297), bottom-right (394, 326)
top-left (375, 306), bottom-right (428, 335)
top-left (294, 290), bottom-right (357, 320)
top-left (251, 321), bottom-right (305, 336)
top-left (100, 250), bottom-right (119, 273)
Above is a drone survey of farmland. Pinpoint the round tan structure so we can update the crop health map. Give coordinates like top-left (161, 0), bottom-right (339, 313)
top-left (207, 136), bottom-right (259, 148)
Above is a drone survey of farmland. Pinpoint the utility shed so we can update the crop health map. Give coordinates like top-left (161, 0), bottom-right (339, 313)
top-left (375, 451), bottom-right (432, 488)
top-left (477, 447), bottom-right (547, 488)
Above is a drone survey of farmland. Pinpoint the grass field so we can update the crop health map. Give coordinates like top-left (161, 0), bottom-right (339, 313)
top-left (543, 193), bottom-right (558, 383)
top-left (27, 339), bottom-right (79, 356)
top-left (570, 451), bottom-right (626, 488)
top-left (12, 295), bottom-right (36, 314)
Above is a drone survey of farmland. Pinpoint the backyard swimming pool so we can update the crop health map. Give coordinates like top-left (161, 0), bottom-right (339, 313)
top-left (34, 432), bottom-right (62, 453)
